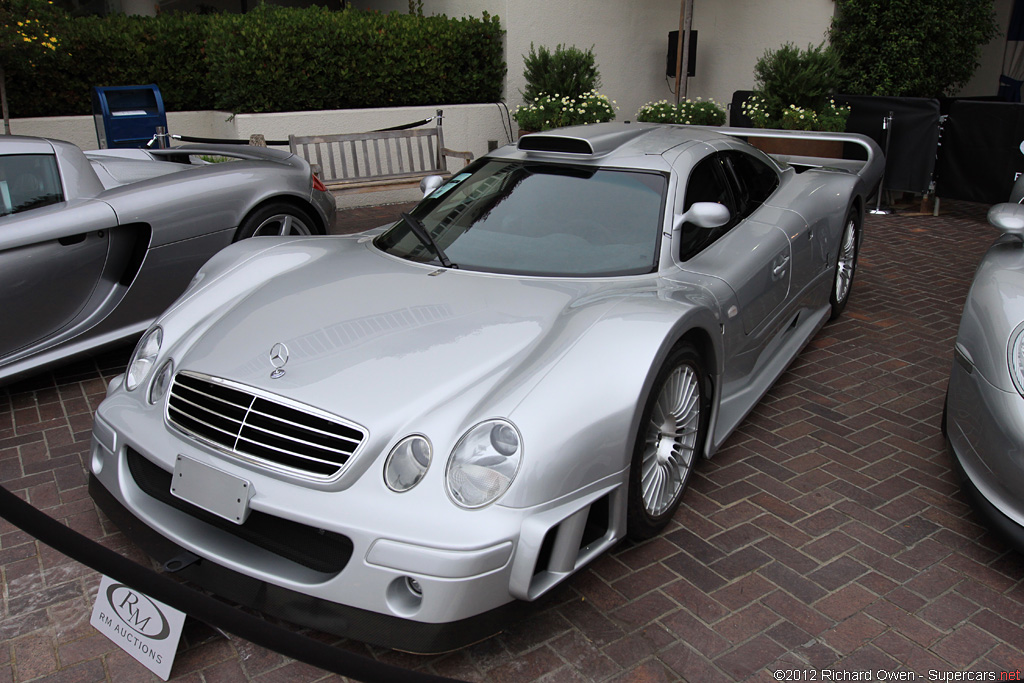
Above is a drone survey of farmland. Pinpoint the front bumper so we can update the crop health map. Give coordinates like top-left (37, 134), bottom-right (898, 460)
top-left (946, 353), bottom-right (1024, 553)
top-left (87, 473), bottom-right (530, 653)
top-left (89, 394), bottom-right (624, 652)
top-left (311, 187), bottom-right (337, 234)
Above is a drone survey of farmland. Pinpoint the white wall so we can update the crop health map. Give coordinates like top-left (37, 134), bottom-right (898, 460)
top-left (9, 103), bottom-right (512, 207)
top-left (961, 0), bottom-right (1013, 97)
top-left (353, 0), bottom-right (838, 120)
top-left (357, 0), bottom-right (1010, 111)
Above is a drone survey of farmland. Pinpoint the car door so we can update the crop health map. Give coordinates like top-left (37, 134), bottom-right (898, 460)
top-left (676, 152), bottom-right (792, 336)
top-left (722, 150), bottom-right (823, 303)
top-left (0, 153), bottom-right (119, 358)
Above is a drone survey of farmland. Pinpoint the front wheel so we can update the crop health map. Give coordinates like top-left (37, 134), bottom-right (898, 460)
top-left (829, 207), bottom-right (860, 320)
top-left (626, 343), bottom-right (709, 540)
top-left (235, 202), bottom-right (322, 241)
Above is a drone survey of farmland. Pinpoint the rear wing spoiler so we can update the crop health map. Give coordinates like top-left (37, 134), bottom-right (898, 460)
top-left (719, 127), bottom-right (885, 182)
top-left (147, 144), bottom-right (295, 164)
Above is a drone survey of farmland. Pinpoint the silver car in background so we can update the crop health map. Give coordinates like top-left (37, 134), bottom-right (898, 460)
top-left (0, 136), bottom-right (335, 384)
top-left (945, 202), bottom-right (1024, 550)
top-left (89, 123), bottom-right (883, 653)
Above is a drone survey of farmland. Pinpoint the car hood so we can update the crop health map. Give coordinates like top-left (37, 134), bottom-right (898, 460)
top-left (175, 240), bottom-right (629, 431)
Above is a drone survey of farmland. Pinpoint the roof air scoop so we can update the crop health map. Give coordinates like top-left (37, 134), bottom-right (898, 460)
top-left (518, 135), bottom-right (594, 155)
top-left (517, 123), bottom-right (653, 157)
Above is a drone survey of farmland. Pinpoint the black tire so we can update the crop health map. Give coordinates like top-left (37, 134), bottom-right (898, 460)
top-left (626, 343), bottom-right (710, 540)
top-left (235, 202), bottom-right (322, 241)
top-left (829, 207), bottom-right (860, 320)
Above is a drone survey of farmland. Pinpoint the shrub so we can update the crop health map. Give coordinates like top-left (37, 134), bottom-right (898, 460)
top-left (829, 0), bottom-right (998, 97)
top-left (743, 95), bottom-right (849, 133)
top-left (753, 42), bottom-right (841, 121)
top-left (815, 98), bottom-right (851, 132)
top-left (513, 90), bottom-right (615, 131)
top-left (3, 6), bottom-right (505, 117)
top-left (520, 43), bottom-right (600, 102)
top-left (636, 98), bottom-right (726, 126)
top-left (1, 0), bottom-right (68, 124)
top-left (740, 94), bottom-right (772, 128)
top-left (742, 42), bottom-right (849, 131)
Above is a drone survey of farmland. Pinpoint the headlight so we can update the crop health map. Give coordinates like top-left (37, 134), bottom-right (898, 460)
top-left (148, 360), bottom-right (174, 405)
top-left (125, 327), bottom-right (162, 392)
top-left (446, 420), bottom-right (522, 509)
top-left (1010, 324), bottom-right (1024, 395)
top-left (384, 435), bottom-right (432, 492)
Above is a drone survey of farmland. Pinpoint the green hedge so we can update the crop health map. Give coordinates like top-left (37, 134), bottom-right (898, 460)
top-left (6, 6), bottom-right (505, 117)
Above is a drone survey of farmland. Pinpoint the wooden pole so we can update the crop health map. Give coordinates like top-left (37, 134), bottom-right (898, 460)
top-left (1, 66), bottom-right (10, 135)
top-left (675, 0), bottom-right (694, 103)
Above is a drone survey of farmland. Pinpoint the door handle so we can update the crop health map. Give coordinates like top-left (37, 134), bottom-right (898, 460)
top-left (772, 255), bottom-right (789, 280)
top-left (58, 233), bottom-right (88, 246)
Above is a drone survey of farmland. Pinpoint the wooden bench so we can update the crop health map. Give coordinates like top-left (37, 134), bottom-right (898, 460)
top-left (288, 109), bottom-right (473, 195)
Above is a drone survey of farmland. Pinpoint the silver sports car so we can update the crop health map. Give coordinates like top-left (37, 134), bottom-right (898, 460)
top-left (0, 136), bottom-right (335, 384)
top-left (945, 202), bottom-right (1024, 551)
top-left (88, 123), bottom-right (883, 652)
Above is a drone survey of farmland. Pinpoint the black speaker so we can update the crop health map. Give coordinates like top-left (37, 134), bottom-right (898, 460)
top-left (667, 30), bottom-right (698, 78)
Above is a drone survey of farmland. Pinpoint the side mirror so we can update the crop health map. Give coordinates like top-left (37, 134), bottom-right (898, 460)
top-left (420, 175), bottom-right (446, 198)
top-left (674, 202), bottom-right (731, 231)
top-left (988, 203), bottom-right (1024, 240)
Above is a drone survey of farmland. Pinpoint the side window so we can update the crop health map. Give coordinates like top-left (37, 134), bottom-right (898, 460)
top-left (0, 154), bottom-right (64, 217)
top-left (722, 151), bottom-right (779, 220)
top-left (679, 154), bottom-right (735, 261)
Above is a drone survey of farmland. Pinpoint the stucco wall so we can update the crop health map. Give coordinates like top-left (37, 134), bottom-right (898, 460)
top-left (354, 0), bottom-right (839, 120)
top-left (962, 0), bottom-right (1013, 97)
top-left (357, 0), bottom-right (1009, 114)
top-left (9, 103), bottom-right (512, 207)
top-left (8, 110), bottom-right (240, 152)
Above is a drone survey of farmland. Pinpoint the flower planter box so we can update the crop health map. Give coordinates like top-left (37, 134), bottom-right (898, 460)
top-left (750, 136), bottom-right (844, 159)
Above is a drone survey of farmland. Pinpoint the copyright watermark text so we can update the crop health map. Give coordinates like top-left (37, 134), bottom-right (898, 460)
top-left (772, 671), bottom-right (1023, 682)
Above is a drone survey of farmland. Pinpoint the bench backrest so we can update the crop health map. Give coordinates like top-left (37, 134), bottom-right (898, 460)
top-left (289, 111), bottom-right (447, 187)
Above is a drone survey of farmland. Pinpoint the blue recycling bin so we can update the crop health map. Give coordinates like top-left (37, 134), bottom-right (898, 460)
top-left (92, 85), bottom-right (168, 149)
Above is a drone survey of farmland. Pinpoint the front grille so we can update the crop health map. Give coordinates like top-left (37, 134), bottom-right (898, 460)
top-left (167, 371), bottom-right (366, 479)
top-left (126, 448), bottom-right (353, 574)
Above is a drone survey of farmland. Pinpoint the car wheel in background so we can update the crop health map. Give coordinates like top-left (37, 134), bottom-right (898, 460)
top-left (235, 202), bottom-right (322, 240)
top-left (829, 207), bottom-right (860, 320)
top-left (627, 342), bottom-right (709, 540)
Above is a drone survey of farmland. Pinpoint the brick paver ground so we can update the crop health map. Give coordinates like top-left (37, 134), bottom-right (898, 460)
top-left (3, 199), bottom-right (1024, 682)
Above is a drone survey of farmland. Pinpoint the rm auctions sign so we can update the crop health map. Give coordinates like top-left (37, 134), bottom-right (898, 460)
top-left (90, 575), bottom-right (186, 680)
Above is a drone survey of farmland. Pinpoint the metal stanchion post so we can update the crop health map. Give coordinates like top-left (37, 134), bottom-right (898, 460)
top-left (869, 111), bottom-right (894, 215)
top-left (154, 126), bottom-right (169, 149)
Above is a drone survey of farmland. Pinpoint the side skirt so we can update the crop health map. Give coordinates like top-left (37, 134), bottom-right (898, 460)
top-left (710, 304), bottom-right (829, 453)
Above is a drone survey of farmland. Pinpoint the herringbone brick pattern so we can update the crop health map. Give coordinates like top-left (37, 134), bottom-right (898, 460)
top-left (3, 200), bottom-right (1024, 682)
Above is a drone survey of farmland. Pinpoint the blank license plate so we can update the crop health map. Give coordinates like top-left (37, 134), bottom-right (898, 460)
top-left (171, 455), bottom-right (252, 525)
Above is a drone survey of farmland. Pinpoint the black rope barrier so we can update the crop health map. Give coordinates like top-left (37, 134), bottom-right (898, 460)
top-left (372, 117), bottom-right (435, 131)
top-left (173, 134), bottom-right (289, 146)
top-left (0, 484), bottom-right (461, 683)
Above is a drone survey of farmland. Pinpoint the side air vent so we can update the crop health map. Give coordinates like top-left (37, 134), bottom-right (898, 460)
top-left (528, 493), bottom-right (613, 591)
top-left (518, 135), bottom-right (594, 155)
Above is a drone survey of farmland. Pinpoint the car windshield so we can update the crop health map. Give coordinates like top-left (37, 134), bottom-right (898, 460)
top-left (373, 159), bottom-right (667, 277)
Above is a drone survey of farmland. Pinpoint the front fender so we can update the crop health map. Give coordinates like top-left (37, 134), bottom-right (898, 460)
top-left (500, 288), bottom-right (722, 509)
top-left (955, 237), bottom-right (1024, 393)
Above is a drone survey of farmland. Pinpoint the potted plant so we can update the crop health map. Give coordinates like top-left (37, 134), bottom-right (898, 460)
top-left (514, 90), bottom-right (617, 133)
top-left (636, 98), bottom-right (726, 126)
top-left (513, 44), bottom-right (616, 134)
top-left (742, 42), bottom-right (850, 157)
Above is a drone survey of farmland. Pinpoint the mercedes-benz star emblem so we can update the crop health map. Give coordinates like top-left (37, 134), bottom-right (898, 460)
top-left (269, 342), bottom-right (289, 379)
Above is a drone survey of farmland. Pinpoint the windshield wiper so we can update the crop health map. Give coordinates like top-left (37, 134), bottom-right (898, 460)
top-left (402, 212), bottom-right (456, 269)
